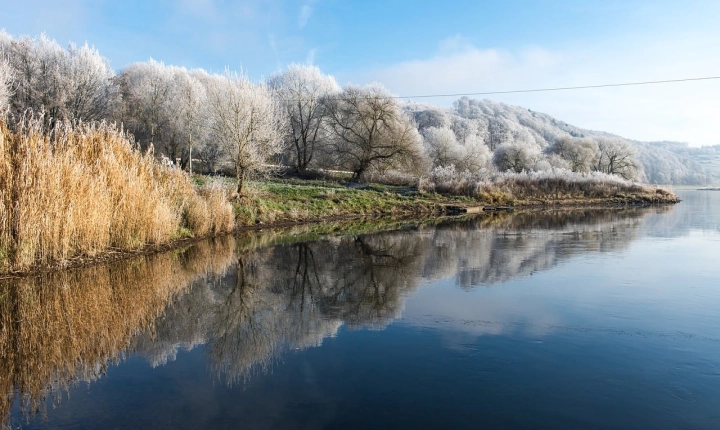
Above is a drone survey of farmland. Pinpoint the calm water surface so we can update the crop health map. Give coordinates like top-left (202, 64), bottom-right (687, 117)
top-left (2, 190), bottom-right (719, 429)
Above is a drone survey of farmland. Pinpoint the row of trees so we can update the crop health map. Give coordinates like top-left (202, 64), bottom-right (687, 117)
top-left (0, 31), bottom-right (652, 190)
top-left (0, 32), bottom-right (429, 191)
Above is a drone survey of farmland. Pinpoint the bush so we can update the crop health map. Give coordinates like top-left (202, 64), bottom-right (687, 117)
top-left (419, 167), bottom-right (677, 204)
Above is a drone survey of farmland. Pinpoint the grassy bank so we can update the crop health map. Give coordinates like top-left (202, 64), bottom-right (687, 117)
top-left (227, 174), bottom-right (678, 227)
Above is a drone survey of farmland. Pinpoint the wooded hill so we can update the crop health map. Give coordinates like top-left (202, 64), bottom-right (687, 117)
top-left (404, 97), bottom-right (713, 185)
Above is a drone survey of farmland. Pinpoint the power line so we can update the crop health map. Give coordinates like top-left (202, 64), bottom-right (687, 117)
top-left (393, 76), bottom-right (720, 99)
top-left (281, 76), bottom-right (720, 102)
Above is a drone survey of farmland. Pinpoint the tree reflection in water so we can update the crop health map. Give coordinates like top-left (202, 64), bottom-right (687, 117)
top-left (0, 205), bottom-right (674, 425)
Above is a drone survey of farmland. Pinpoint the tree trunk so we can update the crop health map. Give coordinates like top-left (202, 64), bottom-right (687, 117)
top-left (236, 164), bottom-right (246, 195)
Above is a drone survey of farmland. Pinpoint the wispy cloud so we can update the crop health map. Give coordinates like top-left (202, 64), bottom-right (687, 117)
top-left (298, 0), bottom-right (318, 29)
top-left (305, 48), bottom-right (317, 65)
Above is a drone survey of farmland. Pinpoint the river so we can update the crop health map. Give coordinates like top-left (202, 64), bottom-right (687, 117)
top-left (2, 190), bottom-right (719, 429)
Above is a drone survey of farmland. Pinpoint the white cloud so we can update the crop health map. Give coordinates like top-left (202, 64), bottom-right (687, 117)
top-left (355, 35), bottom-right (720, 146)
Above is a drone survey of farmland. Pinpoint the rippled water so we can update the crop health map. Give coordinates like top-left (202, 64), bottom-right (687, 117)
top-left (2, 190), bottom-right (719, 429)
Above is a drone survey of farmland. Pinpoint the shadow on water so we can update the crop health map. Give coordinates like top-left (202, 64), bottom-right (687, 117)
top-left (0, 204), bottom-right (680, 426)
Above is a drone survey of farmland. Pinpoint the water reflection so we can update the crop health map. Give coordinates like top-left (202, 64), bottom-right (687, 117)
top-left (136, 206), bottom-right (673, 385)
top-left (0, 237), bottom-right (237, 424)
top-left (0, 204), bottom-right (679, 425)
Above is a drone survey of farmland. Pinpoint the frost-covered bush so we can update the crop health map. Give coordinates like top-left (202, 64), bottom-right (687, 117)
top-left (420, 167), bottom-right (673, 203)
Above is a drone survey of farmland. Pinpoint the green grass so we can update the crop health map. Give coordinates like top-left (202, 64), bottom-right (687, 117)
top-left (203, 175), bottom-right (678, 229)
top-left (232, 178), bottom-right (472, 226)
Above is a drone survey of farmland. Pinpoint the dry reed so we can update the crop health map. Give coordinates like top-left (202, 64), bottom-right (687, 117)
top-left (0, 118), bottom-right (234, 272)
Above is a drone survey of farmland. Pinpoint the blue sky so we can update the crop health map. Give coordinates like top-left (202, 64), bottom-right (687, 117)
top-left (1, 0), bottom-right (719, 145)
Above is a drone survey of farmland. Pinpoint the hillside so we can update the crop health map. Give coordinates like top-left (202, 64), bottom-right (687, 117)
top-left (404, 97), bottom-right (712, 185)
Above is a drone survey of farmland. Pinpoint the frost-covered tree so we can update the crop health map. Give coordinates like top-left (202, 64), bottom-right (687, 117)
top-left (62, 42), bottom-right (117, 121)
top-left (486, 117), bottom-right (512, 150)
top-left (0, 32), bottom-right (116, 125)
top-left (267, 64), bottom-right (340, 173)
top-left (545, 137), bottom-right (599, 173)
top-left (493, 143), bottom-right (540, 173)
top-left (1, 34), bottom-right (66, 123)
top-left (205, 72), bottom-right (284, 194)
top-left (171, 67), bottom-right (208, 172)
top-left (450, 116), bottom-right (486, 146)
top-left (0, 60), bottom-right (12, 117)
top-left (594, 137), bottom-right (641, 180)
top-left (322, 84), bottom-right (424, 180)
top-left (117, 63), bottom-right (211, 169)
top-left (423, 127), bottom-right (490, 174)
top-left (116, 60), bottom-right (175, 150)
top-left (461, 135), bottom-right (492, 173)
top-left (423, 127), bottom-right (462, 168)
top-left (413, 107), bottom-right (450, 131)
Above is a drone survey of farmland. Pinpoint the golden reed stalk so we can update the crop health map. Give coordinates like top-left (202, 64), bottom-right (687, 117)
top-left (0, 118), bottom-right (234, 272)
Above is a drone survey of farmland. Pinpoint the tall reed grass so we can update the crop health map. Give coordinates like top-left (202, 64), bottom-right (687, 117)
top-left (0, 118), bottom-right (234, 272)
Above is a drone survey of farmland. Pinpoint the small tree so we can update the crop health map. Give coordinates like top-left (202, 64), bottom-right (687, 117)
top-left (268, 64), bottom-right (340, 173)
top-left (594, 137), bottom-right (641, 180)
top-left (205, 72), bottom-right (284, 194)
top-left (323, 85), bottom-right (424, 180)
top-left (423, 126), bottom-right (462, 168)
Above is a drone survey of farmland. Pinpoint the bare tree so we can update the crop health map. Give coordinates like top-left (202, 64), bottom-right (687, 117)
top-left (322, 84), bottom-right (424, 180)
top-left (594, 137), bottom-right (641, 180)
top-left (268, 64), bottom-right (340, 173)
top-left (205, 72), bottom-right (284, 194)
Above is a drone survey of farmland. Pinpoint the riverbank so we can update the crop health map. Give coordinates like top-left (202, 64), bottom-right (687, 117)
top-left (0, 194), bottom-right (673, 279)
top-left (0, 159), bottom-right (678, 277)
top-left (230, 176), bottom-right (679, 226)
